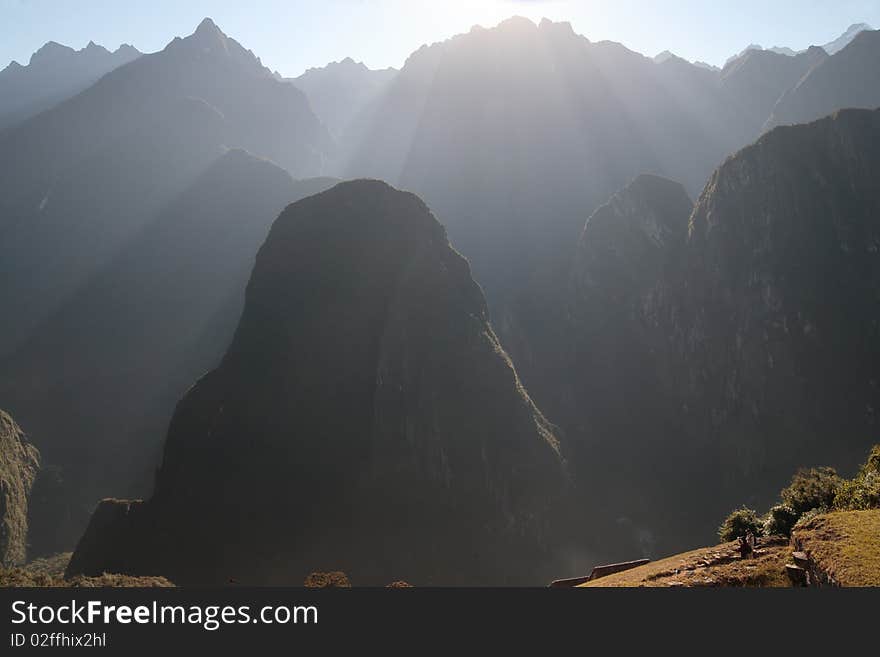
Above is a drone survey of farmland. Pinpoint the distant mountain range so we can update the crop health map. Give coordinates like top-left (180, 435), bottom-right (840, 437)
top-left (1, 15), bottom-right (879, 576)
top-left (724, 22), bottom-right (873, 65)
top-left (290, 57), bottom-right (396, 139)
top-left (0, 18), bottom-right (334, 553)
top-left (0, 40), bottom-right (140, 133)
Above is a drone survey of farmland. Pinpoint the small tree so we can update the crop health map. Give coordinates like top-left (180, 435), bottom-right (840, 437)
top-left (833, 476), bottom-right (880, 510)
top-left (779, 467), bottom-right (841, 515)
top-left (861, 445), bottom-right (880, 477)
top-left (719, 506), bottom-right (763, 542)
top-left (764, 504), bottom-right (799, 537)
top-left (833, 444), bottom-right (880, 511)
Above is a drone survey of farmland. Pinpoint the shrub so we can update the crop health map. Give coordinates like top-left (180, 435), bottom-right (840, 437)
top-left (718, 506), bottom-right (764, 542)
top-left (304, 571), bottom-right (351, 588)
top-left (763, 504), bottom-right (799, 537)
top-left (861, 445), bottom-right (880, 477)
top-left (833, 476), bottom-right (880, 510)
top-left (779, 467), bottom-right (841, 515)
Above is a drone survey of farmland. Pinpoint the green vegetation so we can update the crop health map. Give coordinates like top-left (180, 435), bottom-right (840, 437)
top-left (763, 504), bottom-right (799, 537)
top-left (792, 510), bottom-right (880, 586)
top-left (833, 445), bottom-right (880, 511)
top-left (780, 467), bottom-right (842, 514)
top-left (721, 444), bottom-right (880, 538)
top-left (718, 507), bottom-right (764, 542)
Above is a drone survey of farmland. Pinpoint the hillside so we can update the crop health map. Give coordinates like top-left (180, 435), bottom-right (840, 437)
top-left (580, 510), bottom-right (880, 587)
top-left (0, 410), bottom-right (40, 566)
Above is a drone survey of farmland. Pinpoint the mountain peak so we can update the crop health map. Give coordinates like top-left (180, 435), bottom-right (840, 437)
top-left (188, 17), bottom-right (230, 49)
top-left (29, 41), bottom-right (75, 65)
top-left (539, 18), bottom-right (576, 36)
top-left (822, 22), bottom-right (874, 54)
top-left (195, 17), bottom-right (222, 36)
top-left (496, 15), bottom-right (538, 33)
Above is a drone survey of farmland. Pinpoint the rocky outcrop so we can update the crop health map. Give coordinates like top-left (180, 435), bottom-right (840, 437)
top-left (0, 410), bottom-right (40, 566)
top-left (68, 180), bottom-right (566, 585)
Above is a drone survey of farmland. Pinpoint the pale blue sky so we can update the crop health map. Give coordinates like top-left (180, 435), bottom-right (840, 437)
top-left (1, 0), bottom-right (878, 76)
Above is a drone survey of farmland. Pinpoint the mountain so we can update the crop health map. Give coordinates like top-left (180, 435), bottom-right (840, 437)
top-left (340, 18), bottom-right (754, 355)
top-left (723, 23), bottom-right (873, 64)
top-left (542, 108), bottom-right (880, 557)
top-left (0, 411), bottom-right (40, 566)
top-left (766, 29), bottom-right (880, 129)
top-left (0, 17), bottom-right (330, 358)
top-left (0, 41), bottom-right (141, 133)
top-left (725, 43), bottom-right (765, 66)
top-left (551, 174), bottom-right (697, 557)
top-left (822, 22), bottom-right (873, 55)
top-left (0, 150), bottom-right (338, 555)
top-left (768, 46), bottom-right (798, 56)
top-left (291, 57), bottom-right (396, 138)
top-left (670, 107), bottom-right (880, 496)
top-left (0, 18), bottom-right (340, 553)
top-left (66, 180), bottom-right (566, 586)
top-left (720, 46), bottom-right (827, 131)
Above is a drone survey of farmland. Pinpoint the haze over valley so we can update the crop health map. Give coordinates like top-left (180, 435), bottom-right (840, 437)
top-left (1, 4), bottom-right (879, 586)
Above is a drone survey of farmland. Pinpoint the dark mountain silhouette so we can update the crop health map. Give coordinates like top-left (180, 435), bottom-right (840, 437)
top-left (669, 107), bottom-right (880, 504)
top-left (0, 150), bottom-right (338, 555)
top-left (541, 108), bottom-right (880, 557)
top-left (0, 410), bottom-right (40, 566)
top-left (291, 57), bottom-right (396, 138)
top-left (767, 30), bottom-right (880, 129)
top-left (66, 180), bottom-right (566, 586)
top-left (0, 40), bottom-right (141, 133)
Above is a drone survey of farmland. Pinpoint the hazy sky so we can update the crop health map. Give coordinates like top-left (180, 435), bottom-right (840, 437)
top-left (2, 0), bottom-right (878, 76)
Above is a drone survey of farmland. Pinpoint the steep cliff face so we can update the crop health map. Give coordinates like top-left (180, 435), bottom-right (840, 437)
top-left (68, 180), bottom-right (565, 585)
top-left (673, 108), bottom-right (880, 490)
top-left (0, 411), bottom-right (40, 566)
top-left (541, 110), bottom-right (880, 558)
top-left (538, 175), bottom-right (697, 557)
top-left (566, 174), bottom-right (692, 469)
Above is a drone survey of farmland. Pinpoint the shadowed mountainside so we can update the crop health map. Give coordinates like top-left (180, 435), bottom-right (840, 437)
top-left (67, 180), bottom-right (566, 586)
top-left (0, 151), bottom-right (338, 556)
top-left (537, 108), bottom-right (880, 559)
